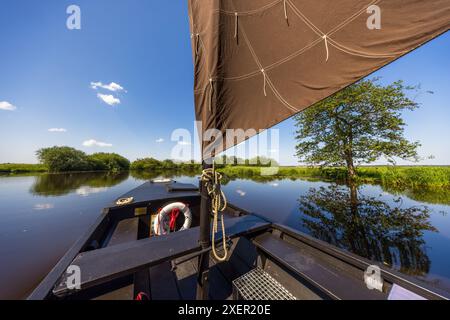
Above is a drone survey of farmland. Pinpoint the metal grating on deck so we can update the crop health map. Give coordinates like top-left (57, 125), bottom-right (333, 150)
top-left (232, 268), bottom-right (297, 300)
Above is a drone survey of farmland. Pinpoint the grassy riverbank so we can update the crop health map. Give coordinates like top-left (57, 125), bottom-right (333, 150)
top-left (0, 163), bottom-right (48, 174)
top-left (2, 162), bottom-right (450, 189)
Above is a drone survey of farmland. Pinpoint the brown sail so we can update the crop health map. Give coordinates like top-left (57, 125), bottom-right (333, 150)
top-left (188, 0), bottom-right (450, 158)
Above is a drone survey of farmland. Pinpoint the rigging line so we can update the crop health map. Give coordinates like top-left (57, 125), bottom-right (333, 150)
top-left (195, 33), bottom-right (200, 55)
top-left (328, 0), bottom-right (382, 36)
top-left (266, 76), bottom-right (300, 112)
top-left (284, 0), bottom-right (288, 21)
top-left (192, 0), bottom-right (393, 93)
top-left (197, 0), bottom-right (381, 83)
top-left (208, 78), bottom-right (214, 112)
top-left (216, 0), bottom-right (283, 16)
top-left (232, 0), bottom-right (299, 113)
top-left (234, 12), bottom-right (238, 39)
top-left (286, 0), bottom-right (324, 37)
top-left (323, 35), bottom-right (329, 62)
top-left (262, 69), bottom-right (267, 97)
top-left (195, 35), bottom-right (323, 91)
top-left (328, 38), bottom-right (403, 58)
top-left (221, 37), bottom-right (323, 81)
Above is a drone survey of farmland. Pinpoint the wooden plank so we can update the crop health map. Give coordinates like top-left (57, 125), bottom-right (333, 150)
top-left (53, 215), bottom-right (270, 297)
top-left (253, 232), bottom-right (387, 300)
top-left (107, 218), bottom-right (139, 247)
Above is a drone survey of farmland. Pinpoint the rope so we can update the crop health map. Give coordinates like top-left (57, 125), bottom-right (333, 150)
top-left (116, 197), bottom-right (133, 206)
top-left (262, 69), bottom-right (267, 97)
top-left (234, 12), bottom-right (238, 40)
top-left (192, 0), bottom-right (404, 116)
top-left (192, 0), bottom-right (392, 88)
top-left (217, 0), bottom-right (283, 16)
top-left (323, 35), bottom-right (329, 62)
top-left (208, 78), bottom-right (214, 112)
top-left (169, 208), bottom-right (180, 232)
top-left (201, 165), bottom-right (228, 262)
top-left (195, 33), bottom-right (200, 56)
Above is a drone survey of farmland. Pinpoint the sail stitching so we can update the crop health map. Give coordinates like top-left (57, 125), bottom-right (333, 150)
top-left (196, 0), bottom-right (394, 87)
top-left (234, 2), bottom-right (299, 112)
top-left (217, 0), bottom-right (283, 16)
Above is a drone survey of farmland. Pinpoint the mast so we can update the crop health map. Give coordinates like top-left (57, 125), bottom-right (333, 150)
top-left (196, 160), bottom-right (212, 300)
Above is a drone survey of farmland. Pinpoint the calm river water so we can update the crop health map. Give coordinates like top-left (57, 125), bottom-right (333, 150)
top-left (0, 171), bottom-right (449, 299)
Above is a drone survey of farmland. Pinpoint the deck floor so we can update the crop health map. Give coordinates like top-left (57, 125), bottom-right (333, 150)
top-left (146, 237), bottom-right (258, 300)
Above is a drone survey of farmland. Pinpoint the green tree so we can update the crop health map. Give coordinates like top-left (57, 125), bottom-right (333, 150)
top-left (36, 146), bottom-right (91, 172)
top-left (130, 157), bottom-right (162, 170)
top-left (88, 153), bottom-right (130, 172)
top-left (294, 79), bottom-right (421, 182)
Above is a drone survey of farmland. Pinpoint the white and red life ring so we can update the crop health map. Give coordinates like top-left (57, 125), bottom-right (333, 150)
top-left (153, 202), bottom-right (192, 236)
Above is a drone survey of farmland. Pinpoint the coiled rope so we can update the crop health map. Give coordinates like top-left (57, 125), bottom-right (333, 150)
top-left (201, 165), bottom-right (228, 262)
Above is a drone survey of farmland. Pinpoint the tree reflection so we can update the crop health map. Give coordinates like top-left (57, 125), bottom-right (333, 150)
top-left (30, 172), bottom-right (129, 196)
top-left (299, 183), bottom-right (437, 276)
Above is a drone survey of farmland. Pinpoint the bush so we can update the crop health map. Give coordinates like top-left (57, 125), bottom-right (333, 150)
top-left (36, 147), bottom-right (91, 172)
top-left (131, 158), bottom-right (201, 171)
top-left (87, 153), bottom-right (130, 172)
top-left (36, 146), bottom-right (130, 173)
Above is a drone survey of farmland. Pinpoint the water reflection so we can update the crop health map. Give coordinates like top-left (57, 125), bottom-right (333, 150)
top-left (299, 183), bottom-right (437, 276)
top-left (381, 184), bottom-right (450, 206)
top-left (130, 168), bottom-right (199, 181)
top-left (219, 171), bottom-right (450, 206)
top-left (30, 172), bottom-right (130, 196)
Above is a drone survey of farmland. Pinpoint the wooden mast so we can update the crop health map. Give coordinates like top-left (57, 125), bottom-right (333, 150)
top-left (196, 160), bottom-right (212, 300)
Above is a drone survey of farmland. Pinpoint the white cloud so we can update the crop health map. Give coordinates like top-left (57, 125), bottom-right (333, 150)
top-left (82, 139), bottom-right (113, 148)
top-left (76, 186), bottom-right (107, 197)
top-left (0, 101), bottom-right (16, 111)
top-left (48, 128), bottom-right (67, 133)
top-left (91, 81), bottom-right (125, 92)
top-left (34, 203), bottom-right (54, 211)
top-left (97, 93), bottom-right (121, 106)
top-left (156, 138), bottom-right (165, 143)
top-left (236, 189), bottom-right (247, 197)
top-left (178, 141), bottom-right (191, 146)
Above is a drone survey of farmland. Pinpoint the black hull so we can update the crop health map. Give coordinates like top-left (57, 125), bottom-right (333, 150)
top-left (28, 181), bottom-right (449, 301)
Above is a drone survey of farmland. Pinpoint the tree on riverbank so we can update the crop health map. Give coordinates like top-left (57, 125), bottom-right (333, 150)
top-left (130, 157), bottom-right (200, 171)
top-left (294, 79), bottom-right (422, 182)
top-left (36, 146), bottom-right (130, 173)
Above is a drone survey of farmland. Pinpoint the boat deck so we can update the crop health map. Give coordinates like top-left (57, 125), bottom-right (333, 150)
top-left (28, 181), bottom-right (450, 301)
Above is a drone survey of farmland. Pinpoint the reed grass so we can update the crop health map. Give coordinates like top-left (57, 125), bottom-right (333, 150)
top-left (0, 163), bottom-right (48, 173)
top-left (219, 165), bottom-right (450, 188)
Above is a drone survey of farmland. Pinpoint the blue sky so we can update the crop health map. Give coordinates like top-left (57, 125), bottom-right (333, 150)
top-left (0, 1), bottom-right (449, 165)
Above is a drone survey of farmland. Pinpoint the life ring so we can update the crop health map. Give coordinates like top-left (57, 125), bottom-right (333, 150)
top-left (153, 202), bottom-right (192, 236)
